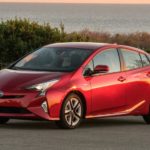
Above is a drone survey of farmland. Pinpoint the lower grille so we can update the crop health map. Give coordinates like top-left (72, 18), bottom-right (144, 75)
top-left (0, 95), bottom-right (24, 99)
top-left (0, 107), bottom-right (31, 114)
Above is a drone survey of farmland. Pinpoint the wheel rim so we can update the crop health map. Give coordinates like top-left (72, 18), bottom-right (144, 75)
top-left (64, 97), bottom-right (82, 127)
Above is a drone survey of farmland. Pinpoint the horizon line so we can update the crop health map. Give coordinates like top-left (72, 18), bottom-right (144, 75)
top-left (0, 2), bottom-right (150, 4)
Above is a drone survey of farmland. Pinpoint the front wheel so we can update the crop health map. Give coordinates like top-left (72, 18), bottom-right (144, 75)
top-left (56, 93), bottom-right (83, 129)
top-left (143, 114), bottom-right (150, 124)
top-left (0, 118), bottom-right (9, 124)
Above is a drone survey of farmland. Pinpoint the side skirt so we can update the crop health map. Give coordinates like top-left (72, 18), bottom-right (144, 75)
top-left (86, 100), bottom-right (146, 119)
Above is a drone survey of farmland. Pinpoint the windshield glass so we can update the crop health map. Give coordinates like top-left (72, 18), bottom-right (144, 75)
top-left (12, 47), bottom-right (93, 72)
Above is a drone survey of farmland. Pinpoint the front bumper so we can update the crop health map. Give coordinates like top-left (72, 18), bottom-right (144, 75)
top-left (0, 91), bottom-right (56, 120)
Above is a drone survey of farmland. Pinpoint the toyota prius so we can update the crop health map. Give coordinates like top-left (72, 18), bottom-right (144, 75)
top-left (0, 42), bottom-right (150, 129)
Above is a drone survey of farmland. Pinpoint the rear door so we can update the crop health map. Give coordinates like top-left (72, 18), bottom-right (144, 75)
top-left (119, 48), bottom-right (150, 113)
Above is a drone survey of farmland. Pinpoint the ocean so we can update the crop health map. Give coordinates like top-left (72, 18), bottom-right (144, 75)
top-left (0, 3), bottom-right (150, 33)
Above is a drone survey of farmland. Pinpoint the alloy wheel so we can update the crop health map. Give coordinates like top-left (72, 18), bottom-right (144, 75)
top-left (55, 93), bottom-right (83, 129)
top-left (64, 97), bottom-right (82, 127)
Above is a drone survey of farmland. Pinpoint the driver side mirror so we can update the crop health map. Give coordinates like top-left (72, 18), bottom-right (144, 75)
top-left (84, 65), bottom-right (109, 76)
top-left (93, 65), bottom-right (109, 74)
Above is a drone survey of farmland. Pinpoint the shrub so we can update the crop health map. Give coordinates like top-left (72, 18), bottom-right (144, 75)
top-left (0, 18), bottom-right (64, 64)
top-left (0, 18), bottom-right (150, 67)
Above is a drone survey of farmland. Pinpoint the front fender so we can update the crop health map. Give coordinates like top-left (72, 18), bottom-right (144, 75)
top-left (46, 87), bottom-right (92, 120)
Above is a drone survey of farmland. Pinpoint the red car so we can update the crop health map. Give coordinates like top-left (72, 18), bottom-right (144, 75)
top-left (0, 42), bottom-right (150, 129)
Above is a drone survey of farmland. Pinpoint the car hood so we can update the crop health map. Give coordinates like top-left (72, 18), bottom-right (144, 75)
top-left (0, 69), bottom-right (69, 91)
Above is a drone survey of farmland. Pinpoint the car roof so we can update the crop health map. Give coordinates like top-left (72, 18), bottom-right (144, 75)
top-left (118, 45), bottom-right (148, 54)
top-left (45, 42), bottom-right (148, 54)
top-left (45, 42), bottom-right (113, 50)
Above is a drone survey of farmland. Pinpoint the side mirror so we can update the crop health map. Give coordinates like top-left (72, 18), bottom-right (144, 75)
top-left (94, 65), bottom-right (109, 74)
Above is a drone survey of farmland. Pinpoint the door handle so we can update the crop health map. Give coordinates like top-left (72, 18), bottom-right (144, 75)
top-left (118, 76), bottom-right (126, 82)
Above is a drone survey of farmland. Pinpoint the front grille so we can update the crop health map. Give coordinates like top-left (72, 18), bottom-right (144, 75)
top-left (0, 95), bottom-right (24, 99)
top-left (0, 107), bottom-right (31, 114)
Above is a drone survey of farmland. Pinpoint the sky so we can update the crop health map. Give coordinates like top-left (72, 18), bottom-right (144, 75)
top-left (0, 0), bottom-right (150, 3)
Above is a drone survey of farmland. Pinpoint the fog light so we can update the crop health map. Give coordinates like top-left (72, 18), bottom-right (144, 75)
top-left (41, 101), bottom-right (48, 113)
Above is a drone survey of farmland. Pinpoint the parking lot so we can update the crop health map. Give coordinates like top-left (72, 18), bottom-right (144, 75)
top-left (0, 116), bottom-right (149, 150)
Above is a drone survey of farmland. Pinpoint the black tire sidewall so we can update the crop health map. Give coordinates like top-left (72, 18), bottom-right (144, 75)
top-left (0, 118), bottom-right (9, 124)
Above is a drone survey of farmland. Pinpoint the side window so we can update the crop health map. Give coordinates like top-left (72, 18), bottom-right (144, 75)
top-left (140, 53), bottom-right (150, 67)
top-left (83, 60), bottom-right (94, 76)
top-left (121, 49), bottom-right (142, 70)
top-left (147, 54), bottom-right (150, 62)
top-left (93, 49), bottom-right (121, 73)
top-left (86, 60), bottom-right (94, 71)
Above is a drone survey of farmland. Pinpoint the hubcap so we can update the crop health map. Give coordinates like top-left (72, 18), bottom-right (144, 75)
top-left (64, 98), bottom-right (82, 126)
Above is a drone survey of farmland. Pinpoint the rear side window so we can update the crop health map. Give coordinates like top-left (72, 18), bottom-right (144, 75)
top-left (121, 49), bottom-right (142, 70)
top-left (140, 53), bottom-right (150, 67)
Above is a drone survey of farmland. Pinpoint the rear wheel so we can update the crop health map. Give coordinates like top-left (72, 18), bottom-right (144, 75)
top-left (0, 118), bottom-right (9, 124)
top-left (55, 93), bottom-right (83, 129)
top-left (143, 114), bottom-right (150, 124)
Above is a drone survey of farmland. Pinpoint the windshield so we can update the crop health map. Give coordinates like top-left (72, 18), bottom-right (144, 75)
top-left (12, 47), bottom-right (93, 72)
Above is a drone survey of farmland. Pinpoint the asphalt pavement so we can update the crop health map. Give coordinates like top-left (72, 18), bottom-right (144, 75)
top-left (0, 116), bottom-right (149, 150)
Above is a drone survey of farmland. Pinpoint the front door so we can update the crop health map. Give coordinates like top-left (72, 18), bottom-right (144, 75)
top-left (90, 48), bottom-right (126, 114)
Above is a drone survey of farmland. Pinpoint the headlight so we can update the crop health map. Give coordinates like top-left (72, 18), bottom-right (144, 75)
top-left (26, 79), bottom-right (59, 96)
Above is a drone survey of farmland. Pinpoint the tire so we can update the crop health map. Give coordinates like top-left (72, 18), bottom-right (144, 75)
top-left (55, 93), bottom-right (84, 129)
top-left (143, 114), bottom-right (150, 124)
top-left (0, 118), bottom-right (9, 124)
